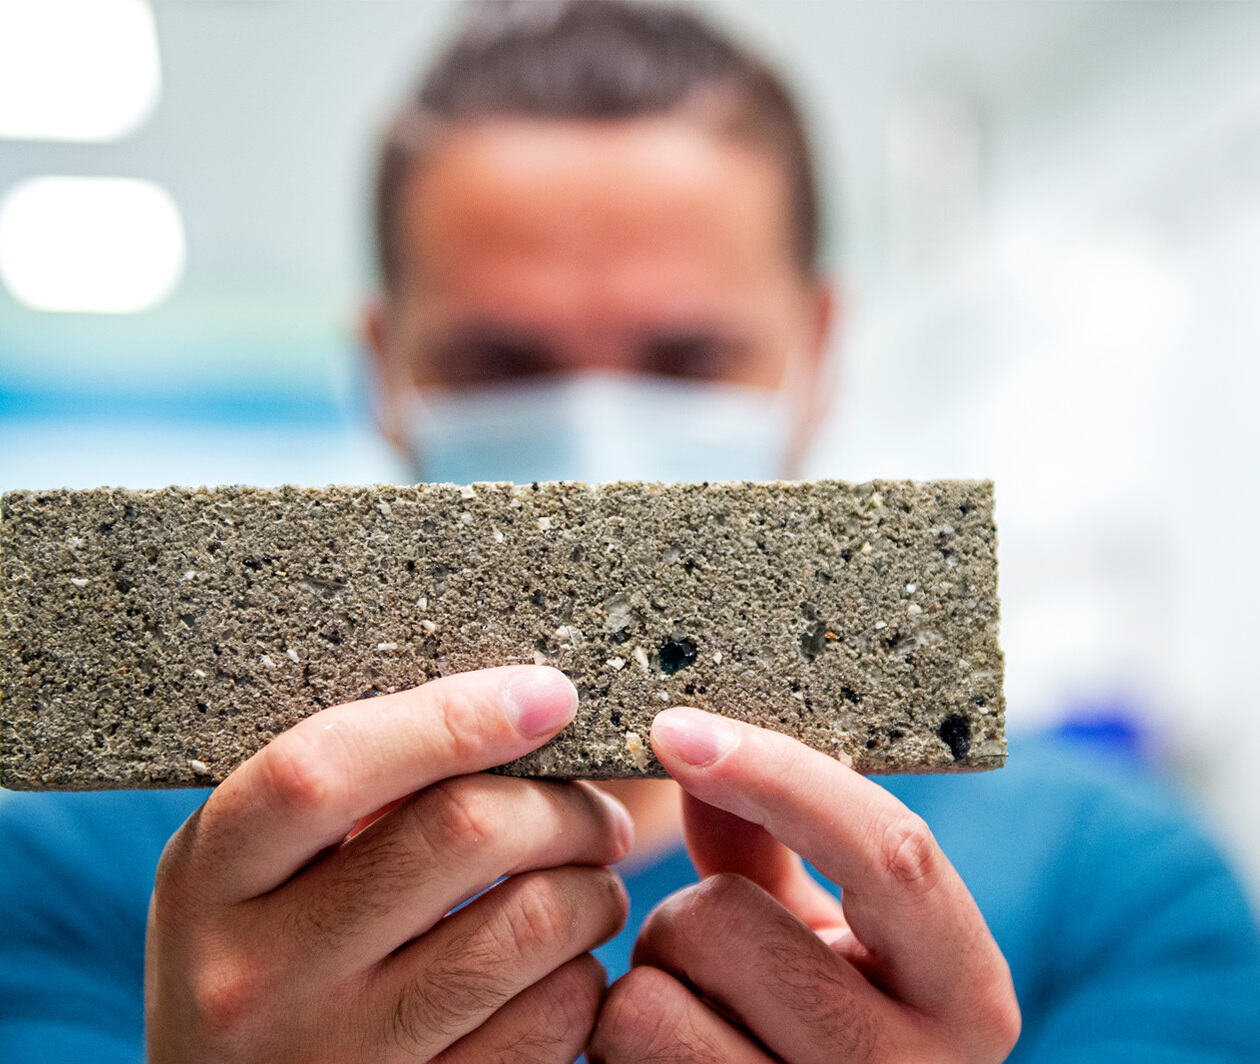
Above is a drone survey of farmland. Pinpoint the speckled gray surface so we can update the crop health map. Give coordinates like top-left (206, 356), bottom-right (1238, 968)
top-left (1, 481), bottom-right (1004, 789)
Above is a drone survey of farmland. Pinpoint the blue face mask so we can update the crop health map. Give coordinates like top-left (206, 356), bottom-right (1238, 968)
top-left (402, 371), bottom-right (794, 484)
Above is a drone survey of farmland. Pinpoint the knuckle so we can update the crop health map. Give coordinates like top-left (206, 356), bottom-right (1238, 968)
top-left (593, 966), bottom-right (680, 1056)
top-left (426, 683), bottom-right (489, 765)
top-left (694, 870), bottom-right (758, 910)
top-left (425, 776), bottom-right (500, 854)
top-left (499, 873), bottom-right (572, 955)
top-left (973, 973), bottom-right (1022, 1056)
top-left (192, 956), bottom-right (262, 1036)
top-left (592, 967), bottom-right (728, 1064)
top-left (261, 729), bottom-right (346, 816)
top-left (391, 943), bottom-right (515, 1048)
top-left (390, 972), bottom-right (447, 1053)
top-left (877, 812), bottom-right (939, 894)
top-left (536, 957), bottom-right (604, 1045)
top-left (676, 872), bottom-right (758, 944)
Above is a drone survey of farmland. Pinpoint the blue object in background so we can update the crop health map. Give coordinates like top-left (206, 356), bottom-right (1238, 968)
top-left (1050, 693), bottom-right (1154, 764)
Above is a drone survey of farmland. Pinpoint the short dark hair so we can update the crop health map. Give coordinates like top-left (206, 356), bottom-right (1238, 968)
top-left (373, 0), bottom-right (821, 288)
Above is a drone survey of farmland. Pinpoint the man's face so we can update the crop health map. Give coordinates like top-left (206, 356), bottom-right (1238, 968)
top-left (366, 115), bottom-right (835, 473)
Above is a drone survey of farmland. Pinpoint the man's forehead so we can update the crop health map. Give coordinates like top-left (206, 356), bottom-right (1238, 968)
top-left (393, 116), bottom-right (797, 295)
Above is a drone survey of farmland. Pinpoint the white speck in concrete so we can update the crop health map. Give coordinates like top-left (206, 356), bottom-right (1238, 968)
top-left (420, 619), bottom-right (438, 635)
top-left (416, 596), bottom-right (428, 610)
top-left (377, 642), bottom-right (398, 652)
top-left (286, 648), bottom-right (300, 664)
top-left (537, 516), bottom-right (553, 530)
top-left (874, 620), bottom-right (887, 630)
top-left (713, 651), bottom-right (723, 664)
top-left (633, 645), bottom-right (650, 671)
top-left (625, 731), bottom-right (650, 771)
top-left (69, 577), bottom-right (88, 587)
top-left (907, 603), bottom-right (923, 615)
top-left (181, 570), bottom-right (196, 581)
top-left (377, 501), bottom-right (391, 516)
top-left (460, 484), bottom-right (476, 499)
top-left (260, 654), bottom-right (277, 669)
top-left (493, 528), bottom-right (504, 544)
top-left (860, 541), bottom-right (873, 555)
top-left (189, 759), bottom-right (209, 775)
top-left (606, 656), bottom-right (626, 670)
top-left (906, 583), bottom-right (916, 594)
top-left (656, 691), bottom-right (670, 702)
top-left (461, 510), bottom-right (473, 524)
top-left (193, 669), bottom-right (207, 679)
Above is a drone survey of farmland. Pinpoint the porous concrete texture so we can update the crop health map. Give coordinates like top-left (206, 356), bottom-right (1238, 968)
top-left (1, 481), bottom-right (1004, 789)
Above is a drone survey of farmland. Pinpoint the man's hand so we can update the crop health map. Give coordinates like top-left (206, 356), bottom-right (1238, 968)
top-left (589, 707), bottom-right (1020, 1063)
top-left (145, 665), bottom-right (632, 1063)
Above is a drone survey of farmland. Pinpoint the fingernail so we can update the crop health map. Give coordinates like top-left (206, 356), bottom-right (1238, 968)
top-left (651, 706), bottom-right (736, 767)
top-left (502, 667), bottom-right (578, 738)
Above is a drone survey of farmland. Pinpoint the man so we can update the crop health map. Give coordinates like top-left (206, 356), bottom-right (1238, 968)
top-left (3, 2), bottom-right (1259, 1061)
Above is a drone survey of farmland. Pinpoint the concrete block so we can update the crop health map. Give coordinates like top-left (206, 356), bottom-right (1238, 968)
top-left (1, 480), bottom-right (1005, 789)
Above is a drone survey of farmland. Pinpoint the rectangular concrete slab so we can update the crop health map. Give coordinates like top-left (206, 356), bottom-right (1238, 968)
top-left (1, 480), bottom-right (1004, 789)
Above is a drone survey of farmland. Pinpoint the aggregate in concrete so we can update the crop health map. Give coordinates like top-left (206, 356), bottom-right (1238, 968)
top-left (1, 480), bottom-right (1005, 789)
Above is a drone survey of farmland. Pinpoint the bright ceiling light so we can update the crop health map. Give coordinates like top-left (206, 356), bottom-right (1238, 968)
top-left (0, 0), bottom-right (161, 142)
top-left (0, 176), bottom-right (185, 314)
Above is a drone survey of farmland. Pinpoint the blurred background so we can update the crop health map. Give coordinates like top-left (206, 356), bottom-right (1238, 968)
top-left (3, 0), bottom-right (1259, 899)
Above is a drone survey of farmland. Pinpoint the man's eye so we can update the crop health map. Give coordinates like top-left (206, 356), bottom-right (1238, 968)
top-left (432, 340), bottom-right (550, 384)
top-left (474, 341), bottom-right (548, 379)
top-left (641, 335), bottom-right (735, 380)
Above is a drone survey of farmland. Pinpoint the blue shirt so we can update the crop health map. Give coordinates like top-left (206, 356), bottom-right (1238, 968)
top-left (2, 734), bottom-right (1258, 1062)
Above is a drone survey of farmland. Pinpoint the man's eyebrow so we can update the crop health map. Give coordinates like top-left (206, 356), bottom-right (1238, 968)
top-left (427, 320), bottom-right (551, 353)
top-left (636, 319), bottom-right (756, 344)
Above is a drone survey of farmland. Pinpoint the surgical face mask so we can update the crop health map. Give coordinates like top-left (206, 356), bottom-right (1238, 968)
top-left (401, 371), bottom-right (795, 484)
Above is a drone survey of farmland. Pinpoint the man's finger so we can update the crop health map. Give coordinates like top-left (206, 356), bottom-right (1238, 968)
top-left (182, 665), bottom-right (577, 901)
top-left (588, 964), bottom-right (774, 1064)
top-left (363, 865), bottom-right (628, 1060)
top-left (631, 873), bottom-right (910, 1064)
top-left (430, 954), bottom-right (606, 1064)
top-left (651, 706), bottom-right (1014, 1021)
top-left (255, 775), bottom-right (632, 977)
top-left (682, 791), bottom-right (847, 935)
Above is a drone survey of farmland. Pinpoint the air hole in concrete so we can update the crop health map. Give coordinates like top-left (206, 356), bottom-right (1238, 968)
top-left (939, 714), bottom-right (971, 760)
top-left (658, 637), bottom-right (697, 675)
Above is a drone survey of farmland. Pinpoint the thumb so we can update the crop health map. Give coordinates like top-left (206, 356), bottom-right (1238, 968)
top-left (681, 789), bottom-right (847, 935)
